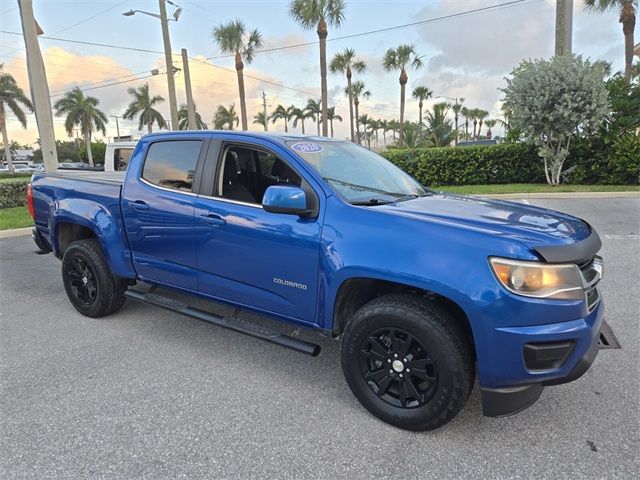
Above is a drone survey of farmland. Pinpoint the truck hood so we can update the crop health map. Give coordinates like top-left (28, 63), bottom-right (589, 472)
top-left (378, 193), bottom-right (593, 251)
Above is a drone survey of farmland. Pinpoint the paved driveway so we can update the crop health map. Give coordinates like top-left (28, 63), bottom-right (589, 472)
top-left (1, 198), bottom-right (638, 479)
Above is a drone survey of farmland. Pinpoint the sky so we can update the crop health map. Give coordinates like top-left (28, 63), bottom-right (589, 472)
top-left (0, 0), bottom-right (627, 147)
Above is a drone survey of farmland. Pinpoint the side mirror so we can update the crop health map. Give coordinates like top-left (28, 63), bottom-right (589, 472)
top-left (262, 185), bottom-right (309, 216)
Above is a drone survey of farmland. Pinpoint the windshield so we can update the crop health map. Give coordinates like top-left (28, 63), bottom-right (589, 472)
top-left (286, 140), bottom-right (427, 204)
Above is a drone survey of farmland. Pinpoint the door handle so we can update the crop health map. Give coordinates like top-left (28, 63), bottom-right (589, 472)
top-left (201, 213), bottom-right (226, 226)
top-left (129, 200), bottom-right (149, 211)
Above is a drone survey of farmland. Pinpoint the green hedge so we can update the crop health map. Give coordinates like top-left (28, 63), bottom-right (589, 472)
top-left (382, 137), bottom-right (640, 185)
top-left (0, 178), bottom-right (29, 209)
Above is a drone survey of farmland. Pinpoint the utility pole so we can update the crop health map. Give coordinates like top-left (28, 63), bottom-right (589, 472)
top-left (18, 0), bottom-right (58, 172)
top-left (111, 115), bottom-right (121, 140)
top-left (261, 91), bottom-right (268, 132)
top-left (181, 48), bottom-right (196, 130)
top-left (158, 0), bottom-right (179, 130)
top-left (555, 0), bottom-right (573, 56)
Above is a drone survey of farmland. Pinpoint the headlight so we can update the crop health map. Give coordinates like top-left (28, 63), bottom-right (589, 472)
top-left (489, 257), bottom-right (584, 300)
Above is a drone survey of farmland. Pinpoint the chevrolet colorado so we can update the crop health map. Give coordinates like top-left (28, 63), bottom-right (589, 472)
top-left (28, 131), bottom-right (604, 430)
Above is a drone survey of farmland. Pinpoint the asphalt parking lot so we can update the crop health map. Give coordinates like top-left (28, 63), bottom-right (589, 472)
top-left (1, 197), bottom-right (638, 479)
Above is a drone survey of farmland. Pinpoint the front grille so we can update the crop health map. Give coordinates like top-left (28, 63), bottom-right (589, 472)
top-left (579, 256), bottom-right (602, 313)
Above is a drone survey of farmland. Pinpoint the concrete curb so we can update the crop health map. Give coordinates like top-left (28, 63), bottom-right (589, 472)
top-left (471, 191), bottom-right (640, 199)
top-left (0, 227), bottom-right (32, 239)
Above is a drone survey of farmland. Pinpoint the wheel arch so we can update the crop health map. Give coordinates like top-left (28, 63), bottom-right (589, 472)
top-left (330, 276), bottom-right (476, 360)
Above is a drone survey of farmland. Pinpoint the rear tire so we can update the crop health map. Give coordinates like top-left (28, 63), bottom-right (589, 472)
top-left (61, 239), bottom-right (127, 318)
top-left (341, 294), bottom-right (474, 431)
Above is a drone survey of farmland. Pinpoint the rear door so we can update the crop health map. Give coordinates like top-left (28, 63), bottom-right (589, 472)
top-left (122, 135), bottom-right (209, 290)
top-left (193, 135), bottom-right (323, 325)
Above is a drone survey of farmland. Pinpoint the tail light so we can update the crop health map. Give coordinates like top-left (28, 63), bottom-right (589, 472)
top-left (26, 183), bottom-right (35, 219)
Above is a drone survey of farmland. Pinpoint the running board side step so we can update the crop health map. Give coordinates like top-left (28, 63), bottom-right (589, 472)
top-left (124, 290), bottom-right (321, 357)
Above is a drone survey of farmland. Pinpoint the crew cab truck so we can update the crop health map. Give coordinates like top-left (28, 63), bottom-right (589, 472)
top-left (28, 131), bottom-right (605, 430)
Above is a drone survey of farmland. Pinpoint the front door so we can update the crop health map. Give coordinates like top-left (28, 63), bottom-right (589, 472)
top-left (194, 138), bottom-right (323, 324)
top-left (122, 137), bottom-right (207, 290)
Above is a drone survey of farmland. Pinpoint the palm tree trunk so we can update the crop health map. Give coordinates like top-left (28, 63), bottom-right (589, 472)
top-left (473, 119), bottom-right (477, 139)
top-left (148, 121), bottom-right (153, 134)
top-left (0, 106), bottom-right (15, 175)
top-left (346, 72), bottom-right (355, 142)
top-left (284, 119), bottom-right (288, 133)
top-left (418, 101), bottom-right (423, 139)
top-left (454, 115), bottom-right (459, 145)
top-left (316, 117), bottom-right (320, 136)
top-left (301, 119), bottom-right (305, 135)
top-left (317, 19), bottom-right (329, 137)
top-left (478, 120), bottom-right (483, 138)
top-left (236, 53), bottom-right (248, 131)
top-left (354, 100), bottom-right (361, 145)
top-left (399, 77), bottom-right (406, 148)
top-left (621, 6), bottom-right (636, 82)
top-left (84, 132), bottom-right (94, 167)
top-left (330, 119), bottom-right (334, 138)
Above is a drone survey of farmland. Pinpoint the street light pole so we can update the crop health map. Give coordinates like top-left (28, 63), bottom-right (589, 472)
top-left (158, 0), bottom-right (179, 130)
top-left (111, 115), bottom-right (121, 140)
top-left (18, 0), bottom-right (58, 172)
top-left (181, 48), bottom-right (196, 130)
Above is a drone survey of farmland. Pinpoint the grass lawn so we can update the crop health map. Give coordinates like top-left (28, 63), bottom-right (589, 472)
top-left (0, 174), bottom-right (31, 183)
top-left (434, 184), bottom-right (640, 195)
top-left (0, 207), bottom-right (33, 231)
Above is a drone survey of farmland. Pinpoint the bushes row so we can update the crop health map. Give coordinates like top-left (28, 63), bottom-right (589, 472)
top-left (0, 178), bottom-right (29, 208)
top-left (382, 137), bottom-right (640, 185)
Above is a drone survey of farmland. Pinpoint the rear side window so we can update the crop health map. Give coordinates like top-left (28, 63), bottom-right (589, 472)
top-left (142, 140), bottom-right (201, 191)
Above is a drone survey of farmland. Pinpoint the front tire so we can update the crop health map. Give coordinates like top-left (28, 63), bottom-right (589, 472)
top-left (341, 294), bottom-right (474, 431)
top-left (61, 239), bottom-right (127, 318)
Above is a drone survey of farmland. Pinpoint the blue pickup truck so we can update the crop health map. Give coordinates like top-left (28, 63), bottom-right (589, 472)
top-left (28, 131), bottom-right (604, 430)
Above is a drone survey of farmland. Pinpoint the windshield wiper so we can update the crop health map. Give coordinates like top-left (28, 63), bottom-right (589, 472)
top-left (350, 198), bottom-right (394, 206)
top-left (393, 192), bottom-right (432, 203)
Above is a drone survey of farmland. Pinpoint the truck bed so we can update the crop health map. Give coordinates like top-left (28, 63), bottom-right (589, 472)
top-left (41, 170), bottom-right (125, 185)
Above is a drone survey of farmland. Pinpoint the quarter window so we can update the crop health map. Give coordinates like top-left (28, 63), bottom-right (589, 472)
top-left (142, 140), bottom-right (201, 192)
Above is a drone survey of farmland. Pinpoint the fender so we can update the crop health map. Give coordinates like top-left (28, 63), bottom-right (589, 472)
top-left (51, 198), bottom-right (136, 278)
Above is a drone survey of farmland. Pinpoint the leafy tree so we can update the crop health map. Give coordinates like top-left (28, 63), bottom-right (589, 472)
top-left (178, 103), bottom-right (207, 130)
top-left (601, 73), bottom-right (640, 140)
top-left (79, 140), bottom-right (106, 166)
top-left (53, 86), bottom-right (107, 167)
top-left (270, 104), bottom-right (295, 133)
top-left (214, 104), bottom-right (239, 130)
top-left (502, 55), bottom-right (609, 185)
top-left (253, 111), bottom-right (268, 131)
top-left (123, 83), bottom-right (167, 133)
top-left (292, 106), bottom-right (313, 134)
top-left (326, 106), bottom-right (342, 138)
top-left (584, 0), bottom-right (637, 82)
top-left (412, 86), bottom-right (433, 138)
top-left (330, 47), bottom-right (366, 142)
top-left (289, 0), bottom-right (345, 137)
top-left (213, 20), bottom-right (262, 131)
top-left (304, 99), bottom-right (322, 135)
top-left (382, 45), bottom-right (423, 148)
top-left (0, 64), bottom-right (33, 173)
top-left (345, 81), bottom-right (370, 145)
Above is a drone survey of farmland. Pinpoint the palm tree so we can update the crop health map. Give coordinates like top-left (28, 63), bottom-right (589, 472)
top-left (387, 119), bottom-right (400, 143)
top-left (292, 106), bottom-right (313, 134)
top-left (326, 106), bottom-right (342, 138)
top-left (499, 103), bottom-right (512, 132)
top-left (213, 20), bottom-right (262, 131)
top-left (379, 119), bottom-right (389, 146)
top-left (411, 86), bottom-right (433, 138)
top-left (123, 83), bottom-right (166, 134)
top-left (584, 0), bottom-right (637, 81)
top-left (214, 104), bottom-right (239, 130)
top-left (451, 103), bottom-right (462, 145)
top-left (346, 81), bottom-right (371, 145)
top-left (53, 87), bottom-right (107, 167)
top-left (289, 0), bottom-right (345, 137)
top-left (382, 45), bottom-right (423, 148)
top-left (270, 104), bottom-right (295, 133)
top-left (178, 103), bottom-right (207, 130)
top-left (469, 108), bottom-right (480, 139)
top-left (358, 114), bottom-right (373, 148)
top-left (475, 109), bottom-right (489, 139)
top-left (424, 102), bottom-right (453, 147)
top-left (461, 106), bottom-right (471, 138)
top-left (253, 111), bottom-right (268, 131)
top-left (484, 119), bottom-right (497, 139)
top-left (0, 65), bottom-right (33, 174)
top-left (305, 99), bottom-right (322, 135)
top-left (330, 47), bottom-right (366, 142)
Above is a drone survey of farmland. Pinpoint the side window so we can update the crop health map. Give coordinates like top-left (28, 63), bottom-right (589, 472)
top-left (114, 148), bottom-right (133, 171)
top-left (142, 140), bottom-right (201, 192)
top-left (217, 146), bottom-right (301, 205)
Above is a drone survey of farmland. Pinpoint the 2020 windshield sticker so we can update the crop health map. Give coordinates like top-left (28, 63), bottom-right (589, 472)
top-left (291, 142), bottom-right (324, 153)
